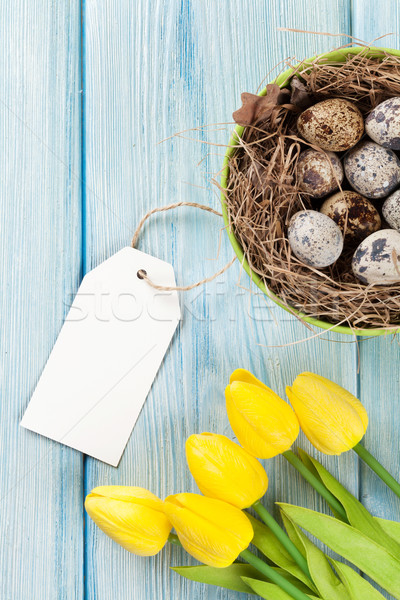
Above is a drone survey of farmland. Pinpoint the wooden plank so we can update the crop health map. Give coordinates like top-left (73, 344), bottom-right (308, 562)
top-left (0, 1), bottom-right (83, 598)
top-left (352, 0), bottom-right (400, 552)
top-left (352, 1), bottom-right (400, 49)
top-left (83, 2), bottom-right (356, 599)
top-left (349, 9), bottom-right (400, 596)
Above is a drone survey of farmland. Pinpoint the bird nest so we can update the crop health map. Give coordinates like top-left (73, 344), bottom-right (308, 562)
top-left (223, 47), bottom-right (400, 332)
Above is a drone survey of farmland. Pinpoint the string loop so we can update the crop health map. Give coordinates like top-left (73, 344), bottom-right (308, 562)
top-left (131, 202), bottom-right (236, 291)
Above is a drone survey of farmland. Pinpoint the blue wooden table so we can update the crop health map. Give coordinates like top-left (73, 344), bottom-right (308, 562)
top-left (2, 2), bottom-right (400, 598)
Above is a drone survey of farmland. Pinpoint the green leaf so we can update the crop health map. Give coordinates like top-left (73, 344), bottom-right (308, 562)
top-left (172, 563), bottom-right (263, 594)
top-left (281, 513), bottom-right (350, 600)
top-left (330, 558), bottom-right (386, 599)
top-left (297, 450), bottom-right (345, 520)
top-left (298, 450), bottom-right (400, 558)
top-left (242, 577), bottom-right (319, 600)
top-left (271, 569), bottom-right (316, 594)
top-left (279, 503), bottom-right (400, 599)
top-left (281, 512), bottom-right (308, 555)
top-left (375, 516), bottom-right (400, 541)
top-left (249, 514), bottom-right (316, 592)
top-left (172, 564), bottom-right (313, 596)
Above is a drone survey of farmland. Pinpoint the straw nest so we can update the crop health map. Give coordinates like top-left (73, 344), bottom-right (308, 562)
top-left (223, 48), bottom-right (400, 332)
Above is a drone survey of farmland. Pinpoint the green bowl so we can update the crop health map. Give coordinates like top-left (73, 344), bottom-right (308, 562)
top-left (221, 46), bottom-right (400, 337)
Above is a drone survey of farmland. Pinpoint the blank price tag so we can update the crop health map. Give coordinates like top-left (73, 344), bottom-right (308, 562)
top-left (21, 247), bottom-right (180, 466)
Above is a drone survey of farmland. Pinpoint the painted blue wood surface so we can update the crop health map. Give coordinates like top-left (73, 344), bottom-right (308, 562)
top-left (0, 2), bottom-right (83, 599)
top-left (352, 2), bottom-right (400, 577)
top-left (1, 1), bottom-right (400, 598)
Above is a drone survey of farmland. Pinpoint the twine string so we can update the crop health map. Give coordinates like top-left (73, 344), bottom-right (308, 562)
top-left (131, 202), bottom-right (236, 291)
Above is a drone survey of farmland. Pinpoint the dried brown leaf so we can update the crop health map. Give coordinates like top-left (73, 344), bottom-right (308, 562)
top-left (232, 85), bottom-right (291, 126)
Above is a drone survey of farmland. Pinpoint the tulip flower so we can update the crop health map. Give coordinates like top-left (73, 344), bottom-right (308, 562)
top-left (225, 369), bottom-right (300, 458)
top-left (185, 433), bottom-right (268, 508)
top-left (287, 372), bottom-right (400, 503)
top-left (163, 493), bottom-right (253, 568)
top-left (164, 493), bottom-right (312, 600)
top-left (85, 486), bottom-right (172, 556)
top-left (286, 372), bottom-right (368, 455)
top-left (226, 369), bottom-right (348, 521)
top-left (185, 432), bottom-right (311, 579)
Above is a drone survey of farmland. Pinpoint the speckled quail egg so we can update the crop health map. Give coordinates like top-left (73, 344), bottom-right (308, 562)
top-left (320, 191), bottom-right (381, 241)
top-left (344, 141), bottom-right (400, 199)
top-left (365, 97), bottom-right (400, 149)
top-left (297, 98), bottom-right (364, 152)
top-left (288, 210), bottom-right (344, 268)
top-left (352, 229), bottom-right (400, 284)
top-left (297, 149), bottom-right (343, 199)
top-left (382, 190), bottom-right (400, 231)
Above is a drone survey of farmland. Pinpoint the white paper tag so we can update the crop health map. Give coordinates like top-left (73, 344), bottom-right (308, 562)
top-left (21, 247), bottom-right (180, 466)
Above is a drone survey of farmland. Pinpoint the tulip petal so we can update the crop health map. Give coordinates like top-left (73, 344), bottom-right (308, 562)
top-left (230, 369), bottom-right (272, 392)
top-left (90, 486), bottom-right (164, 511)
top-left (302, 373), bottom-right (368, 432)
top-left (85, 487), bottom-right (171, 556)
top-left (164, 493), bottom-right (253, 568)
top-left (186, 433), bottom-right (268, 508)
top-left (226, 381), bottom-right (299, 458)
top-left (287, 373), bottom-right (368, 455)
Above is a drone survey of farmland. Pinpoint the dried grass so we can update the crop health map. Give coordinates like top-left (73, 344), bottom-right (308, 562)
top-left (224, 48), bottom-right (400, 330)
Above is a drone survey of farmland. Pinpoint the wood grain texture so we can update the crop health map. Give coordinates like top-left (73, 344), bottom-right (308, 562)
top-left (0, 1), bottom-right (83, 599)
top-left (352, 0), bottom-right (400, 49)
top-left (3, 1), bottom-right (400, 598)
top-left (82, 2), bottom-right (359, 599)
top-left (351, 10), bottom-right (400, 598)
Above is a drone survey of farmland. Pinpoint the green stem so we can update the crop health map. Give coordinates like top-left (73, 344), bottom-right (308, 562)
top-left (354, 442), bottom-right (400, 500)
top-left (283, 450), bottom-right (347, 521)
top-left (168, 533), bottom-right (182, 546)
top-left (241, 549), bottom-right (312, 600)
top-left (252, 500), bottom-right (312, 582)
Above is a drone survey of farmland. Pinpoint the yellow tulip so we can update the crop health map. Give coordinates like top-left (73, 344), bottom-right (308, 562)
top-left (286, 372), bottom-right (368, 455)
top-left (185, 433), bottom-right (268, 508)
top-left (85, 486), bottom-right (172, 556)
top-left (163, 493), bottom-right (253, 568)
top-left (225, 368), bottom-right (300, 458)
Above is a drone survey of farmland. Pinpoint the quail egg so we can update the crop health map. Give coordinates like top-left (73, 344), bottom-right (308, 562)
top-left (297, 98), bottom-right (364, 152)
top-left (365, 97), bottom-right (400, 150)
top-left (382, 190), bottom-right (400, 231)
top-left (352, 229), bottom-right (400, 284)
top-left (344, 141), bottom-right (400, 199)
top-left (288, 210), bottom-right (344, 268)
top-left (320, 191), bottom-right (381, 241)
top-left (297, 149), bottom-right (344, 199)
